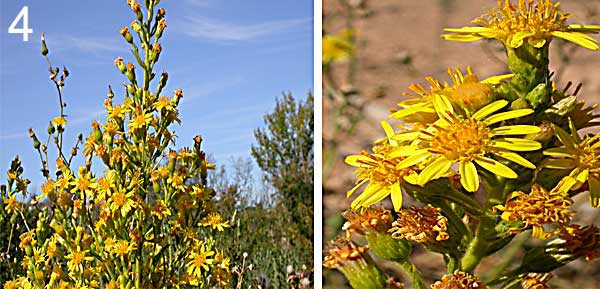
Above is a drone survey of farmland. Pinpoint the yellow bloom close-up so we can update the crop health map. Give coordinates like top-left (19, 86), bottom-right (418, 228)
top-left (186, 245), bottom-right (215, 278)
top-left (442, 0), bottom-right (600, 50)
top-left (199, 212), bottom-right (230, 232)
top-left (345, 121), bottom-right (419, 211)
top-left (543, 124), bottom-right (600, 207)
top-left (390, 67), bottom-right (512, 123)
top-left (393, 95), bottom-right (541, 192)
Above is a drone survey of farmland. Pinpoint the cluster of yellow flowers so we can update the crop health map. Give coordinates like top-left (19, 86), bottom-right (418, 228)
top-left (327, 0), bottom-right (600, 288)
top-left (1, 1), bottom-right (233, 288)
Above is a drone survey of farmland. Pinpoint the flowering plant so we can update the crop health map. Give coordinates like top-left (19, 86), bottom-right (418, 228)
top-left (325, 1), bottom-right (600, 288)
top-left (1, 1), bottom-right (234, 288)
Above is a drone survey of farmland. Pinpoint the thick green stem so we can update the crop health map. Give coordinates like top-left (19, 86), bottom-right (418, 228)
top-left (460, 214), bottom-right (496, 272)
top-left (400, 261), bottom-right (427, 289)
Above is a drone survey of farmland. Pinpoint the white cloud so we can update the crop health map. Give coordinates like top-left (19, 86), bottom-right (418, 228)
top-left (45, 34), bottom-right (126, 54)
top-left (179, 16), bottom-right (312, 42)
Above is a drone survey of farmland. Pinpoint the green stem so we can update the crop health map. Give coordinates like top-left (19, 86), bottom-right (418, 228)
top-left (400, 261), bottom-right (427, 289)
top-left (460, 214), bottom-right (496, 272)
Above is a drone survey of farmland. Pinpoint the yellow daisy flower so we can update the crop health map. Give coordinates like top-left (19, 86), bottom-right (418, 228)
top-left (108, 188), bottom-right (136, 217)
top-left (394, 95), bottom-right (541, 192)
top-left (323, 30), bottom-right (354, 63)
top-left (127, 110), bottom-right (153, 132)
top-left (543, 124), bottom-right (600, 207)
top-left (52, 116), bottom-right (68, 128)
top-left (3, 194), bottom-right (20, 214)
top-left (442, 0), bottom-right (600, 50)
top-left (199, 212), bottom-right (230, 231)
top-left (186, 245), bottom-right (215, 278)
top-left (390, 67), bottom-right (512, 123)
top-left (112, 240), bottom-right (136, 258)
top-left (65, 249), bottom-right (93, 274)
top-left (345, 121), bottom-right (420, 211)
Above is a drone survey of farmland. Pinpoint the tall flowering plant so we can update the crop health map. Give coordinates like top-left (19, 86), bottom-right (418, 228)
top-left (325, 1), bottom-right (600, 288)
top-left (1, 1), bottom-right (233, 288)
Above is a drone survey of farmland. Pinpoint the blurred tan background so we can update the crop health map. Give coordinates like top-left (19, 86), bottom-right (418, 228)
top-left (323, 0), bottom-right (600, 288)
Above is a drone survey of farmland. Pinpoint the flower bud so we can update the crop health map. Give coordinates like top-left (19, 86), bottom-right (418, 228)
top-left (29, 128), bottom-right (40, 149)
top-left (323, 238), bottom-right (387, 289)
top-left (120, 27), bottom-right (133, 44)
top-left (41, 33), bottom-right (49, 56)
top-left (126, 62), bottom-right (136, 83)
top-left (157, 19), bottom-right (167, 38)
top-left (114, 57), bottom-right (126, 74)
top-left (131, 21), bottom-right (142, 34)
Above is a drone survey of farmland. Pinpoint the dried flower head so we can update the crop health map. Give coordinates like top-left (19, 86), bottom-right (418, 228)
top-left (323, 237), bottom-right (369, 269)
top-left (521, 273), bottom-right (552, 289)
top-left (559, 224), bottom-right (600, 261)
top-left (443, 0), bottom-right (600, 50)
top-left (389, 205), bottom-right (449, 242)
top-left (342, 206), bottom-right (393, 235)
top-left (431, 271), bottom-right (485, 289)
top-left (495, 184), bottom-right (574, 239)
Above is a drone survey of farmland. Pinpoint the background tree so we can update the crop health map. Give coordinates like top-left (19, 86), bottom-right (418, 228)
top-left (252, 92), bottom-right (314, 240)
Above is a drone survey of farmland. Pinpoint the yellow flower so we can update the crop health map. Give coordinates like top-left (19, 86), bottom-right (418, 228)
top-left (543, 124), bottom-right (600, 207)
top-left (71, 170), bottom-right (97, 199)
top-left (3, 194), bottom-right (20, 214)
top-left (186, 245), bottom-right (215, 278)
top-left (52, 116), bottom-right (67, 127)
top-left (494, 184), bottom-right (573, 239)
top-left (345, 121), bottom-right (421, 211)
top-left (108, 189), bottom-right (136, 217)
top-left (442, 0), bottom-right (600, 50)
top-left (3, 280), bottom-right (19, 289)
top-left (323, 30), bottom-right (354, 63)
top-left (112, 240), bottom-right (136, 258)
top-left (342, 206), bottom-right (393, 235)
top-left (151, 200), bottom-right (172, 220)
top-left (199, 212), bottom-right (230, 231)
top-left (40, 179), bottom-right (55, 200)
top-left (393, 95), bottom-right (541, 192)
top-left (391, 67), bottom-right (512, 123)
top-left (65, 249), bottom-right (93, 274)
top-left (558, 224), bottom-right (600, 261)
top-left (388, 205), bottom-right (449, 243)
top-left (323, 237), bottom-right (369, 269)
top-left (153, 96), bottom-right (174, 112)
top-left (127, 110), bottom-right (153, 132)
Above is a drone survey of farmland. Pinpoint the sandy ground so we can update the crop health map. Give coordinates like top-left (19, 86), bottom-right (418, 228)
top-left (323, 0), bottom-right (600, 288)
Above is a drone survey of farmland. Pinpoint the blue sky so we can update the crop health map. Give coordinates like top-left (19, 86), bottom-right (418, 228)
top-left (0, 0), bottom-right (313, 191)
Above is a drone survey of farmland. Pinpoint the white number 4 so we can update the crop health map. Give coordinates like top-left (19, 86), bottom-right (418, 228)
top-left (8, 6), bottom-right (33, 42)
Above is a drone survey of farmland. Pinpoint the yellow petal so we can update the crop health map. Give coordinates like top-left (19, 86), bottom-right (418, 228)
top-left (389, 145), bottom-right (421, 158)
top-left (392, 132), bottom-right (422, 142)
top-left (554, 176), bottom-right (578, 193)
top-left (492, 125), bottom-right (541, 135)
top-left (381, 120), bottom-right (397, 146)
top-left (347, 178), bottom-right (368, 197)
top-left (345, 155), bottom-right (374, 167)
top-left (493, 151), bottom-right (536, 169)
top-left (542, 158), bottom-right (576, 169)
top-left (573, 169), bottom-right (589, 184)
top-left (391, 183), bottom-right (403, 212)
top-left (481, 74), bottom-right (513, 85)
top-left (474, 156), bottom-right (518, 179)
top-left (552, 124), bottom-right (576, 150)
top-left (441, 34), bottom-right (486, 42)
top-left (543, 147), bottom-right (575, 158)
top-left (443, 26), bottom-right (493, 34)
top-left (528, 37), bottom-right (547, 48)
top-left (567, 24), bottom-right (600, 33)
top-left (396, 149), bottom-right (431, 169)
top-left (432, 94), bottom-right (454, 118)
top-left (484, 109), bottom-right (534, 125)
top-left (390, 103), bottom-right (435, 119)
top-left (492, 138), bottom-right (541, 151)
top-left (418, 157), bottom-right (453, 185)
top-left (459, 160), bottom-right (479, 192)
top-left (351, 183), bottom-right (384, 208)
top-left (588, 176), bottom-right (600, 208)
top-left (507, 31), bottom-right (534, 48)
top-left (472, 100), bottom-right (508, 120)
top-left (551, 31), bottom-right (600, 50)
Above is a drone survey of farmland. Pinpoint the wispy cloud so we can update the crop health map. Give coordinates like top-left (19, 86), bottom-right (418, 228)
top-left (45, 34), bottom-right (126, 54)
top-left (185, 0), bottom-right (213, 7)
top-left (179, 16), bottom-right (312, 43)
